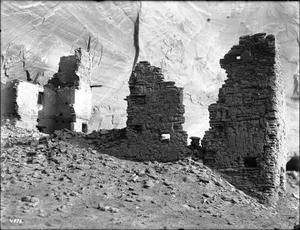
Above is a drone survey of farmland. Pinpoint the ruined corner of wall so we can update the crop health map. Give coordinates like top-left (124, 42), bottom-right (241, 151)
top-left (201, 33), bottom-right (287, 204)
top-left (36, 48), bottom-right (93, 134)
top-left (96, 61), bottom-right (189, 162)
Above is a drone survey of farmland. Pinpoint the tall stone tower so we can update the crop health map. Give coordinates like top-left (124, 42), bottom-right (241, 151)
top-left (202, 33), bottom-right (287, 204)
top-left (38, 48), bottom-right (92, 134)
top-left (125, 61), bottom-right (188, 162)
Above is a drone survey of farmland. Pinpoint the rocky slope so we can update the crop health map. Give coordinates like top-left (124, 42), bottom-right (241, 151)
top-left (1, 124), bottom-right (299, 229)
top-left (1, 1), bottom-right (299, 154)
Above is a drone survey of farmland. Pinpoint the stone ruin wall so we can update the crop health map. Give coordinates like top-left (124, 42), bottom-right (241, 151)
top-left (95, 61), bottom-right (188, 162)
top-left (1, 81), bottom-right (18, 121)
top-left (201, 33), bottom-right (287, 203)
top-left (73, 49), bottom-right (93, 132)
top-left (38, 48), bottom-right (92, 134)
top-left (0, 36), bottom-right (288, 203)
top-left (1, 80), bottom-right (43, 130)
top-left (125, 61), bottom-right (188, 162)
top-left (1, 48), bottom-right (92, 134)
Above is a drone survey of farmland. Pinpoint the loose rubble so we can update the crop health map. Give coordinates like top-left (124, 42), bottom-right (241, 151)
top-left (0, 124), bottom-right (299, 229)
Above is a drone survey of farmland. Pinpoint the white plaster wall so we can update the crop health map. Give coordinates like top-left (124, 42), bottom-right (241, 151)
top-left (15, 81), bottom-right (43, 130)
top-left (73, 82), bottom-right (92, 132)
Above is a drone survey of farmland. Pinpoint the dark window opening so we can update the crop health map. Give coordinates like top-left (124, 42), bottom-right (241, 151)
top-left (82, 123), bottom-right (88, 133)
top-left (216, 126), bottom-right (223, 132)
top-left (286, 156), bottom-right (299, 172)
top-left (131, 125), bottom-right (143, 132)
top-left (244, 157), bottom-right (257, 167)
top-left (37, 92), bottom-right (44, 105)
top-left (160, 133), bottom-right (170, 143)
top-left (131, 95), bottom-right (146, 105)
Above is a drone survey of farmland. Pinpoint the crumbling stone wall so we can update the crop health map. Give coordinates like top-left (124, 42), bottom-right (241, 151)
top-left (1, 80), bottom-right (43, 130)
top-left (73, 47), bottom-right (93, 132)
top-left (1, 81), bottom-right (18, 121)
top-left (201, 33), bottom-right (287, 203)
top-left (125, 61), bottom-right (188, 162)
top-left (38, 48), bottom-right (92, 133)
top-left (1, 48), bottom-right (92, 134)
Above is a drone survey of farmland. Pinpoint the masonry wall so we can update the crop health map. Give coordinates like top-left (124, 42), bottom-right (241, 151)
top-left (73, 82), bottom-right (92, 132)
top-left (38, 48), bottom-right (92, 133)
top-left (55, 87), bottom-right (76, 131)
top-left (14, 80), bottom-right (43, 130)
top-left (73, 48), bottom-right (92, 132)
top-left (201, 33), bottom-right (287, 204)
top-left (48, 56), bottom-right (79, 87)
top-left (125, 61), bottom-right (188, 162)
top-left (37, 86), bottom-right (57, 133)
top-left (1, 81), bottom-right (17, 121)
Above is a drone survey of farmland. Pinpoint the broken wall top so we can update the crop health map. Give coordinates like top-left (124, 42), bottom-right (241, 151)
top-left (220, 33), bottom-right (276, 69)
top-left (47, 48), bottom-right (92, 87)
top-left (127, 61), bottom-right (186, 135)
top-left (129, 61), bottom-right (164, 87)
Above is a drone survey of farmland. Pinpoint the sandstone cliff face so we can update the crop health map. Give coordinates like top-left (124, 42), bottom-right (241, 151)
top-left (1, 1), bottom-right (299, 155)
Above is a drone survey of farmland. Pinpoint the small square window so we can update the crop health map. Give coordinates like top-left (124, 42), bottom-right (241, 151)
top-left (160, 133), bottom-right (170, 143)
top-left (244, 157), bottom-right (257, 167)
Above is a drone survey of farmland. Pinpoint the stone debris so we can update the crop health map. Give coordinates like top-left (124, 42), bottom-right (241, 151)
top-left (130, 174), bottom-right (140, 182)
top-left (38, 209), bottom-right (47, 217)
top-left (98, 204), bottom-right (111, 211)
top-left (0, 122), bottom-right (298, 229)
top-left (143, 179), bottom-right (155, 188)
top-left (21, 196), bottom-right (40, 207)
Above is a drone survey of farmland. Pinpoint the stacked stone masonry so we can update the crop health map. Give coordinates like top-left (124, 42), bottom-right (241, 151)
top-left (1, 48), bottom-right (92, 134)
top-left (1, 80), bottom-right (43, 130)
top-left (201, 33), bottom-right (287, 204)
top-left (38, 48), bottom-right (92, 134)
top-left (96, 61), bottom-right (188, 162)
top-left (125, 61), bottom-right (188, 162)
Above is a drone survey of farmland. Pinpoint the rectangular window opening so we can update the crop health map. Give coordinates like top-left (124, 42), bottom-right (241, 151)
top-left (216, 126), bottom-right (224, 132)
top-left (37, 92), bottom-right (44, 105)
top-left (82, 123), bottom-right (88, 133)
top-left (131, 125), bottom-right (143, 132)
top-left (244, 157), bottom-right (257, 168)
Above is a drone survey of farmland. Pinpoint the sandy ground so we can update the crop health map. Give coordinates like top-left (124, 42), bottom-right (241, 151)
top-left (1, 124), bottom-right (299, 229)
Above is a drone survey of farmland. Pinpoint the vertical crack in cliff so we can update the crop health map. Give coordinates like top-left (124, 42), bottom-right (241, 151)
top-left (132, 2), bottom-right (142, 71)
